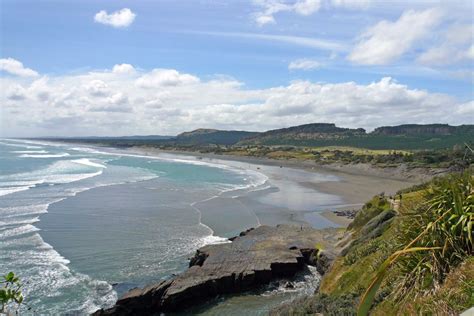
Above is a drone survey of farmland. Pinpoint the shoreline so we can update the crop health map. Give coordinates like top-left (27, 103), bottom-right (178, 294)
top-left (129, 146), bottom-right (440, 182)
top-left (126, 146), bottom-right (422, 228)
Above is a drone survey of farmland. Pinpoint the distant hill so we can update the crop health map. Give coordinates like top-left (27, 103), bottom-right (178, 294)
top-left (239, 123), bottom-right (365, 145)
top-left (237, 123), bottom-right (474, 150)
top-left (39, 135), bottom-right (174, 140)
top-left (37, 123), bottom-right (473, 150)
top-left (174, 129), bottom-right (259, 145)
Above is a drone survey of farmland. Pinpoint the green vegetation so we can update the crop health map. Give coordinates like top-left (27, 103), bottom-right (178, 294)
top-left (239, 123), bottom-right (474, 150)
top-left (0, 272), bottom-right (23, 314)
top-left (42, 123), bottom-right (474, 151)
top-left (272, 171), bottom-right (474, 315)
top-left (347, 195), bottom-right (391, 231)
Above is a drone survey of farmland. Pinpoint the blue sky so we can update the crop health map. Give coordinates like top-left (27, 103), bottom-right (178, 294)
top-left (0, 0), bottom-right (473, 136)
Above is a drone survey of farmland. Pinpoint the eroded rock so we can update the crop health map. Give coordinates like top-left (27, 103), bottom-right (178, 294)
top-left (92, 225), bottom-right (340, 315)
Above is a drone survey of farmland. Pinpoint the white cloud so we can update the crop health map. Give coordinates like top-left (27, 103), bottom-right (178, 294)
top-left (288, 58), bottom-right (322, 70)
top-left (94, 8), bottom-right (136, 28)
top-left (253, 0), bottom-right (321, 26)
top-left (0, 58), bottom-right (39, 77)
top-left (135, 69), bottom-right (200, 88)
top-left (84, 80), bottom-right (110, 97)
top-left (348, 8), bottom-right (442, 65)
top-left (252, 0), bottom-right (374, 25)
top-left (112, 63), bottom-right (136, 74)
top-left (417, 24), bottom-right (474, 66)
top-left (197, 31), bottom-right (347, 51)
top-left (456, 100), bottom-right (474, 115)
top-left (293, 0), bottom-right (321, 15)
top-left (255, 15), bottom-right (276, 26)
top-left (330, 0), bottom-right (371, 9)
top-left (467, 44), bottom-right (474, 60)
top-left (1, 65), bottom-right (471, 137)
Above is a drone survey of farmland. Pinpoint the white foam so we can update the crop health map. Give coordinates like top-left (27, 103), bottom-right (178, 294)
top-left (72, 158), bottom-right (107, 169)
top-left (0, 186), bottom-right (31, 196)
top-left (0, 141), bottom-right (43, 149)
top-left (19, 153), bottom-right (70, 158)
top-left (0, 204), bottom-right (50, 218)
top-left (12, 150), bottom-right (49, 154)
top-left (63, 145), bottom-right (270, 196)
top-left (0, 224), bottom-right (39, 239)
top-left (0, 217), bottom-right (40, 227)
top-left (199, 234), bottom-right (231, 246)
top-left (69, 147), bottom-right (103, 154)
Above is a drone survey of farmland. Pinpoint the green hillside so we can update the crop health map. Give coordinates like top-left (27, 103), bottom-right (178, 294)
top-left (272, 171), bottom-right (474, 315)
top-left (238, 123), bottom-right (474, 150)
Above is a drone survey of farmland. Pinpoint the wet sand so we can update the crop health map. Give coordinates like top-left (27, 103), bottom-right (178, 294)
top-left (129, 147), bottom-right (420, 229)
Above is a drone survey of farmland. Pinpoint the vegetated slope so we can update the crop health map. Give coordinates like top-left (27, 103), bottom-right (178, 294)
top-left (238, 123), bottom-right (474, 150)
top-left (272, 170), bottom-right (474, 315)
top-left (174, 128), bottom-right (259, 145)
top-left (239, 123), bottom-right (365, 144)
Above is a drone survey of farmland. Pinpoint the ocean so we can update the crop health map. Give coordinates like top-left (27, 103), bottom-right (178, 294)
top-left (0, 138), bottom-right (343, 315)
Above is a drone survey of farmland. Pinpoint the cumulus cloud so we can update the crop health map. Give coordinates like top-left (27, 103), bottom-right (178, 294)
top-left (94, 8), bottom-right (136, 28)
top-left (1, 64), bottom-right (471, 137)
top-left (84, 80), bottom-right (110, 97)
top-left (348, 8), bottom-right (442, 65)
top-left (288, 58), bottom-right (322, 70)
top-left (135, 69), bottom-right (200, 88)
top-left (112, 63), bottom-right (136, 74)
top-left (0, 58), bottom-right (39, 77)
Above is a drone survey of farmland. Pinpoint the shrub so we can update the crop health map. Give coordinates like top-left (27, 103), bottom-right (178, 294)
top-left (0, 272), bottom-right (23, 314)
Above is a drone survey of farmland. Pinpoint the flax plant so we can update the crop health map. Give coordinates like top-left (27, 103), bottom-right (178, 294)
top-left (358, 171), bottom-right (473, 316)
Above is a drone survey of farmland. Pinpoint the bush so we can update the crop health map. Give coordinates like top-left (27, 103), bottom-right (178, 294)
top-left (0, 272), bottom-right (23, 314)
top-left (393, 171), bottom-right (473, 299)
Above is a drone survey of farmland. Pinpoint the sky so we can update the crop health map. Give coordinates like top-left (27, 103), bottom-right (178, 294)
top-left (0, 0), bottom-right (473, 137)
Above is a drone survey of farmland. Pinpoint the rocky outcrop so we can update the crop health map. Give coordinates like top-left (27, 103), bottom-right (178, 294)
top-left (92, 225), bottom-right (340, 315)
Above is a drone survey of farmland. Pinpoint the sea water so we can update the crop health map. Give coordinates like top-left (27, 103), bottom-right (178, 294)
top-left (0, 139), bottom-right (342, 315)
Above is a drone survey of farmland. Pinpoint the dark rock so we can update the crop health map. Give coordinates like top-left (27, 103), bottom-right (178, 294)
top-left (189, 249), bottom-right (208, 267)
top-left (92, 225), bottom-right (341, 315)
top-left (284, 281), bottom-right (295, 289)
top-left (315, 251), bottom-right (336, 275)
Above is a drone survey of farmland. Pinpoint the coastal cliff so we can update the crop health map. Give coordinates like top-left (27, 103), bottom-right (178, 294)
top-left (92, 225), bottom-right (341, 315)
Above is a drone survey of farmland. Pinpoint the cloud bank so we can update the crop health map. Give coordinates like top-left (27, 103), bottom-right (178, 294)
top-left (1, 60), bottom-right (471, 137)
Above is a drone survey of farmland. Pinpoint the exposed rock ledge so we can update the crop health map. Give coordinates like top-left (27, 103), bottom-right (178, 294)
top-left (92, 225), bottom-right (341, 315)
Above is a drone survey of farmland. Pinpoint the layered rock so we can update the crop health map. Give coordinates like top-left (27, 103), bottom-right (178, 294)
top-left (92, 225), bottom-right (340, 315)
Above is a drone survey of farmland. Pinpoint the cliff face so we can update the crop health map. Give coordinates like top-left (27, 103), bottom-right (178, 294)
top-left (92, 225), bottom-right (341, 315)
top-left (371, 124), bottom-right (474, 136)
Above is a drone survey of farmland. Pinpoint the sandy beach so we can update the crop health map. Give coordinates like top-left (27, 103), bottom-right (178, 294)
top-left (128, 147), bottom-right (420, 228)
